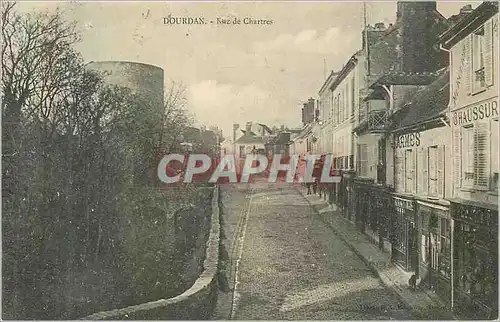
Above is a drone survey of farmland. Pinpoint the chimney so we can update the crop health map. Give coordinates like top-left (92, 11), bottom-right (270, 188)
top-left (362, 24), bottom-right (386, 51)
top-left (282, 132), bottom-right (291, 143)
top-left (245, 122), bottom-right (252, 134)
top-left (460, 4), bottom-right (473, 15)
top-left (233, 123), bottom-right (239, 141)
top-left (397, 1), bottom-right (440, 73)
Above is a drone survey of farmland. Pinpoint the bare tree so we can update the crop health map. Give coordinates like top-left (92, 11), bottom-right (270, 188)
top-left (159, 80), bottom-right (194, 153)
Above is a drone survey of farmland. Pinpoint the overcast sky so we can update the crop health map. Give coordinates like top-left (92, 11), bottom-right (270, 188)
top-left (18, 1), bottom-right (481, 137)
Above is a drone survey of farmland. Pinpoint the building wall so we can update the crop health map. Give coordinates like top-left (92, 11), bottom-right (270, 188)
top-left (220, 138), bottom-right (234, 157)
top-left (392, 126), bottom-right (452, 199)
top-left (302, 98), bottom-right (316, 125)
top-left (449, 13), bottom-right (499, 206)
top-left (330, 58), bottom-right (359, 168)
top-left (355, 133), bottom-right (383, 179)
top-left (293, 139), bottom-right (306, 155)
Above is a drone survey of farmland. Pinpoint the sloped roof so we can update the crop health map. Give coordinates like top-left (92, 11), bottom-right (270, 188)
top-left (294, 123), bottom-right (314, 140)
top-left (234, 134), bottom-right (267, 145)
top-left (257, 123), bottom-right (273, 134)
top-left (273, 132), bottom-right (292, 145)
top-left (369, 71), bottom-right (441, 89)
top-left (391, 67), bottom-right (450, 130)
top-left (439, 2), bottom-right (499, 49)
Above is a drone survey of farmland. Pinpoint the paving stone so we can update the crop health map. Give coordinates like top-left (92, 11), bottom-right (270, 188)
top-left (217, 183), bottom-right (414, 320)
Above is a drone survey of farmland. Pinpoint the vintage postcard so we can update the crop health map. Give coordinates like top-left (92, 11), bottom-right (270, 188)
top-left (2, 0), bottom-right (498, 320)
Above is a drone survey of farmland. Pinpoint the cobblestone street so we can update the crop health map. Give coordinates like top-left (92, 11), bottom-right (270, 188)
top-left (218, 180), bottom-right (414, 320)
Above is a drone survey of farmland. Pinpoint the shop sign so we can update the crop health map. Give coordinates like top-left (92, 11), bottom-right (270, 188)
top-left (394, 132), bottom-right (421, 149)
top-left (394, 196), bottom-right (414, 211)
top-left (452, 99), bottom-right (498, 126)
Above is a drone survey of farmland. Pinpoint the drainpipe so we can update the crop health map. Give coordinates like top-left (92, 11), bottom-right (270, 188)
top-left (439, 44), bottom-right (453, 113)
top-left (450, 217), bottom-right (455, 310)
top-left (380, 85), bottom-right (396, 189)
top-left (440, 43), bottom-right (454, 311)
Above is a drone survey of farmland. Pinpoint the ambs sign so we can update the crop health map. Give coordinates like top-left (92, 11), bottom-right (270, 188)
top-left (452, 99), bottom-right (498, 126)
top-left (394, 132), bottom-right (421, 149)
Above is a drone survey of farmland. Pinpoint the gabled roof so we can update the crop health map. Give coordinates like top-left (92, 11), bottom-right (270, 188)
top-left (318, 70), bottom-right (340, 95)
top-left (257, 123), bottom-right (273, 134)
top-left (329, 50), bottom-right (362, 92)
top-left (439, 2), bottom-right (498, 49)
top-left (293, 123), bottom-right (314, 140)
top-left (391, 67), bottom-right (450, 131)
top-left (240, 129), bottom-right (257, 136)
top-left (234, 134), bottom-right (267, 145)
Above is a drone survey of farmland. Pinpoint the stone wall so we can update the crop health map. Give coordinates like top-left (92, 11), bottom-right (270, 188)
top-left (80, 185), bottom-right (221, 320)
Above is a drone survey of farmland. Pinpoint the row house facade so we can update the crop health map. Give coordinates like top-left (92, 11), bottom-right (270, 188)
top-left (306, 1), bottom-right (496, 319)
top-left (439, 2), bottom-right (498, 318)
top-left (317, 53), bottom-right (361, 207)
top-left (344, 2), bottom-right (497, 319)
top-left (353, 0), bottom-right (450, 255)
top-left (389, 68), bottom-right (453, 306)
top-left (295, 98), bottom-right (319, 154)
top-left (343, 1), bottom-right (498, 317)
top-left (318, 71), bottom-right (338, 155)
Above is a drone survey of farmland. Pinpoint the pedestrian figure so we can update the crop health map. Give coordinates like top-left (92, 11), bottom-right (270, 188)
top-left (408, 274), bottom-right (417, 291)
top-left (295, 154), bottom-right (307, 184)
top-left (312, 155), bottom-right (323, 195)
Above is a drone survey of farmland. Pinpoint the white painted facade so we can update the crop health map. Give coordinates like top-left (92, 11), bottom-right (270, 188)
top-left (393, 126), bottom-right (453, 200)
top-left (331, 54), bottom-right (361, 170)
top-left (318, 72), bottom-right (336, 154)
top-left (448, 13), bottom-right (499, 206)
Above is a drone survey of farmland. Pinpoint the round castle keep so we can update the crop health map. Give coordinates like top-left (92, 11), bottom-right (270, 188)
top-left (86, 61), bottom-right (164, 109)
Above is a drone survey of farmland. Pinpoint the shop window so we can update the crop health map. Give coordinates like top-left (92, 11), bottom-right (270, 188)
top-left (461, 125), bottom-right (475, 188)
top-left (472, 25), bottom-right (486, 92)
top-left (491, 119), bottom-right (498, 192)
top-left (439, 218), bottom-right (451, 279)
top-left (456, 222), bottom-right (497, 304)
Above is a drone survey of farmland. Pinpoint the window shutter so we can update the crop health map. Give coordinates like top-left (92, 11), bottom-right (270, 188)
top-left (395, 149), bottom-right (403, 192)
top-left (464, 36), bottom-right (472, 94)
top-left (452, 127), bottom-right (462, 190)
top-left (422, 147), bottom-right (429, 196)
top-left (412, 149), bottom-right (417, 194)
top-left (474, 121), bottom-right (490, 188)
top-left (417, 148), bottom-right (424, 194)
top-left (484, 20), bottom-right (494, 86)
top-left (437, 145), bottom-right (445, 198)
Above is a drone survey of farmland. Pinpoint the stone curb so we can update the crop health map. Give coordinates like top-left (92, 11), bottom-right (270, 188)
top-left (79, 185), bottom-right (221, 320)
top-left (296, 187), bottom-right (454, 320)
